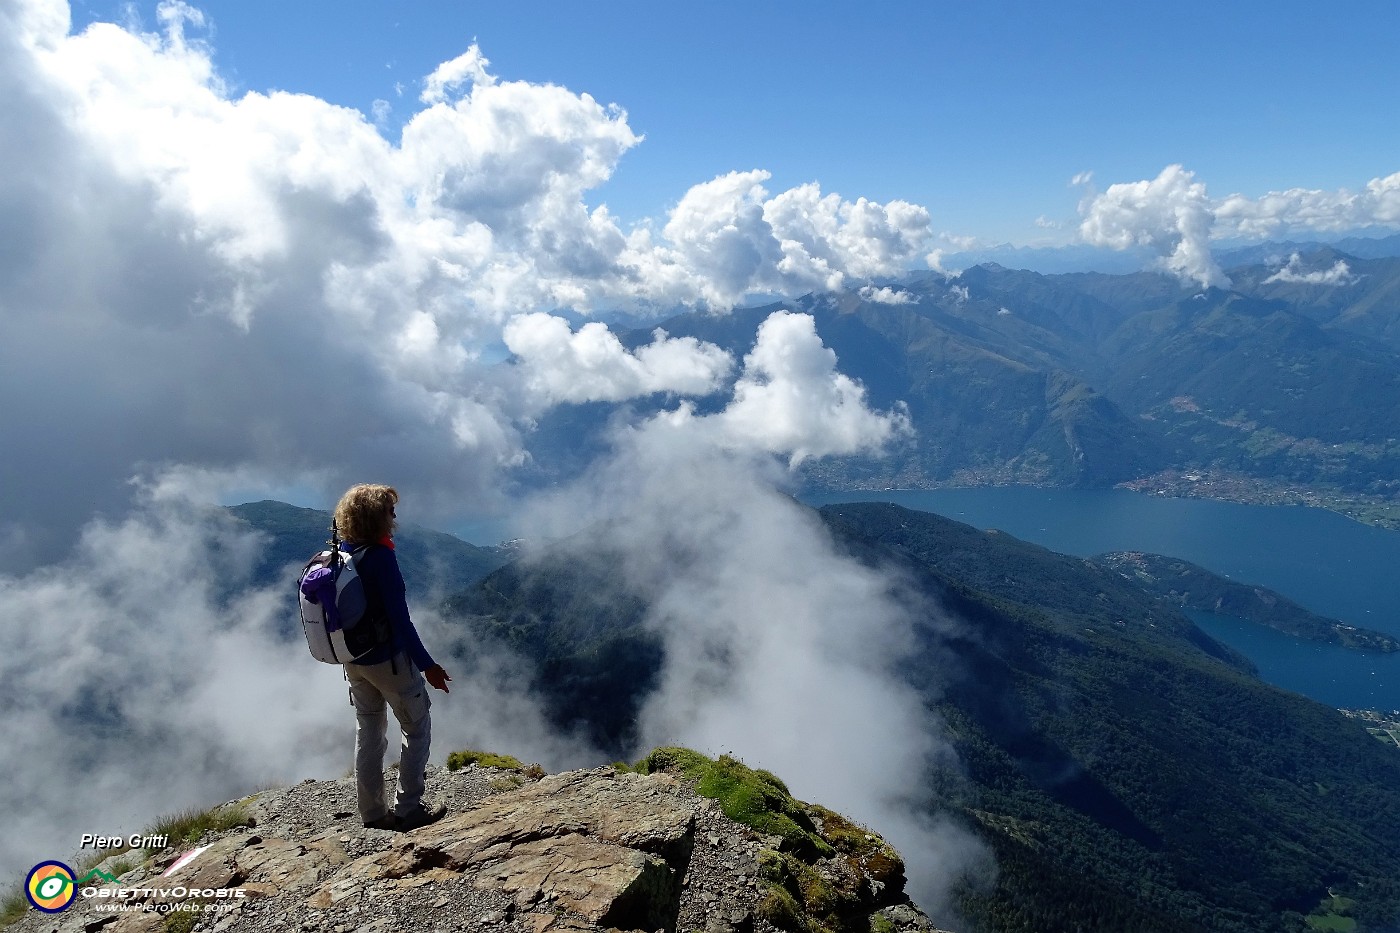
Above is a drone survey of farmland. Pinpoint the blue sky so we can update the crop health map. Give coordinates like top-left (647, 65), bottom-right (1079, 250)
top-left (69, 0), bottom-right (1400, 246)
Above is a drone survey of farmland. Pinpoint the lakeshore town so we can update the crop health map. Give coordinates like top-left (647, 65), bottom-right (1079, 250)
top-left (1341, 709), bottom-right (1400, 748)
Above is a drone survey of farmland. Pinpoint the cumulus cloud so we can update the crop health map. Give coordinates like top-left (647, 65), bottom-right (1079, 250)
top-left (501, 312), bottom-right (734, 406)
top-left (420, 42), bottom-right (496, 103)
top-left (651, 171), bottom-right (933, 306)
top-left (1080, 165), bottom-right (1400, 287)
top-left (1078, 164), bottom-right (1228, 288)
top-left (1263, 252), bottom-right (1360, 286)
top-left (1215, 171), bottom-right (1400, 239)
top-left (859, 285), bottom-right (916, 304)
top-left (0, 0), bottom-right (941, 567)
top-left (654, 311), bottom-right (911, 467)
top-left (0, 490), bottom-right (589, 883)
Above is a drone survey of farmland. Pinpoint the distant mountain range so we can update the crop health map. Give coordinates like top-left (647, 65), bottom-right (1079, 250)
top-left (234, 500), bottom-right (1400, 933)
top-left (225, 500), bottom-right (512, 606)
top-left (517, 246), bottom-right (1400, 510)
top-left (937, 232), bottom-right (1400, 275)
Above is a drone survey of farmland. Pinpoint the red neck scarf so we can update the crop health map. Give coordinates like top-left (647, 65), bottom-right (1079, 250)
top-left (378, 535), bottom-right (395, 549)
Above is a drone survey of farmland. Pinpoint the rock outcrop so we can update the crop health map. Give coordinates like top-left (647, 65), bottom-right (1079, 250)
top-left (13, 757), bottom-right (948, 933)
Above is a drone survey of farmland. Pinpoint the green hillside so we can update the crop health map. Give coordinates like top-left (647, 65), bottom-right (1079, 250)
top-left (1100, 291), bottom-right (1400, 490)
top-left (1094, 551), bottom-right (1400, 652)
top-left (820, 503), bottom-right (1400, 932)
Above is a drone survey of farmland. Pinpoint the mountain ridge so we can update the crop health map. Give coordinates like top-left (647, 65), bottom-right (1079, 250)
top-left (6, 752), bottom-right (947, 933)
top-left (510, 253), bottom-right (1400, 524)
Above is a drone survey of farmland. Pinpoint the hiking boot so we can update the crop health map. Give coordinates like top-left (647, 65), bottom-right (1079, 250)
top-left (362, 813), bottom-right (399, 831)
top-left (396, 802), bottom-right (446, 832)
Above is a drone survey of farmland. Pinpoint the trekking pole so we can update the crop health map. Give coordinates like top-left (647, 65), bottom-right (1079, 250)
top-left (329, 519), bottom-right (341, 569)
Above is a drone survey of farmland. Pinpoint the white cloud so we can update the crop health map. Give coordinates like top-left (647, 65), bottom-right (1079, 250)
top-left (655, 171), bottom-right (934, 307)
top-left (658, 170), bottom-right (788, 301)
top-left (0, 0), bottom-right (966, 904)
top-left (1078, 164), bottom-right (1228, 289)
top-left (516, 419), bottom-right (983, 913)
top-left (502, 312), bottom-right (734, 406)
top-left (1215, 171), bottom-right (1400, 239)
top-left (859, 285), bottom-right (915, 304)
top-left (677, 310), bottom-right (911, 467)
top-left (1263, 252), bottom-right (1359, 286)
top-left (765, 182), bottom-right (933, 283)
top-left (0, 0), bottom-right (937, 565)
top-left (420, 42), bottom-right (496, 104)
top-left (1080, 165), bottom-right (1400, 287)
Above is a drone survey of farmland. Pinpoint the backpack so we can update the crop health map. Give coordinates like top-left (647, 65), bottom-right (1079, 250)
top-left (297, 542), bottom-right (394, 664)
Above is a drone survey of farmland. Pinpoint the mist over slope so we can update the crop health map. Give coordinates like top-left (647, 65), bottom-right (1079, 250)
top-left (0, 493), bottom-right (595, 891)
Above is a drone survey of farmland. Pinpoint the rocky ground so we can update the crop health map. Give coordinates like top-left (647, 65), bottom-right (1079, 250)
top-left (12, 762), bottom-right (950, 933)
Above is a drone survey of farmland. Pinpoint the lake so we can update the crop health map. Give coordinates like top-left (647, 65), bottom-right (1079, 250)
top-left (802, 487), bottom-right (1400, 711)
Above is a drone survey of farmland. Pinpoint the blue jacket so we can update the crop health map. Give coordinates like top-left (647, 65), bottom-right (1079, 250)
top-left (340, 542), bottom-right (435, 672)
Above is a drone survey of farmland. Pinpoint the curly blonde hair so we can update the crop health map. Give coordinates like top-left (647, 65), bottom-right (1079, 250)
top-left (334, 484), bottom-right (398, 543)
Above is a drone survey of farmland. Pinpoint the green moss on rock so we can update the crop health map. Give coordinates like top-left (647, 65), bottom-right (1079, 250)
top-left (636, 747), bottom-right (833, 859)
top-left (445, 749), bottom-right (526, 772)
top-left (637, 747), bottom-right (909, 933)
top-left (807, 803), bottom-right (905, 890)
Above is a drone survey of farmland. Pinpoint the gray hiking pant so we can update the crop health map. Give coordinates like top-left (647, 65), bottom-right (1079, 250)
top-left (345, 656), bottom-right (431, 821)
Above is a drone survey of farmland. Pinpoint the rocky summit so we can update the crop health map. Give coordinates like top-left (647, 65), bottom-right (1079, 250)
top-left (17, 757), bottom-right (947, 933)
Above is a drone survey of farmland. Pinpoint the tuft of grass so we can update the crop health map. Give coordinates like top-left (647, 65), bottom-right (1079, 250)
top-left (162, 901), bottom-right (208, 933)
top-left (445, 749), bottom-right (527, 772)
top-left (149, 802), bottom-right (253, 849)
top-left (757, 882), bottom-right (808, 933)
top-left (489, 774), bottom-right (527, 792)
top-left (634, 746), bottom-right (713, 778)
top-left (1, 888), bottom-right (28, 928)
